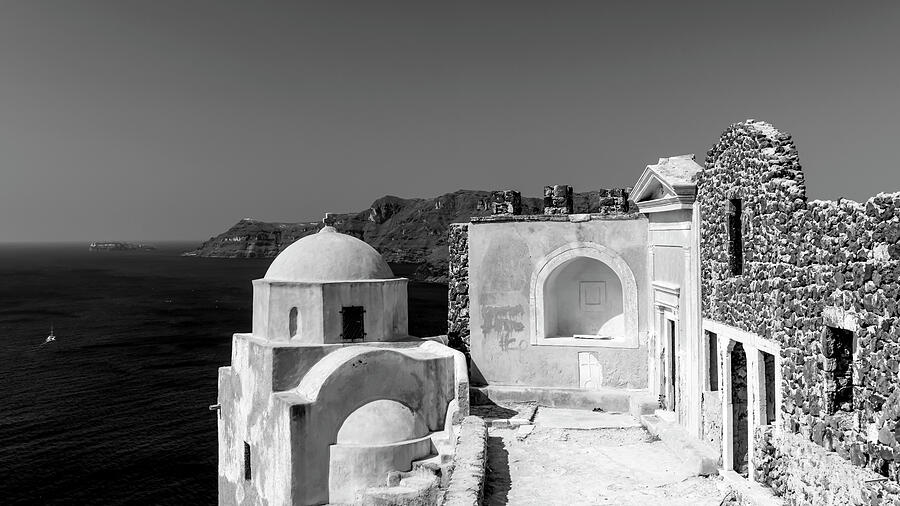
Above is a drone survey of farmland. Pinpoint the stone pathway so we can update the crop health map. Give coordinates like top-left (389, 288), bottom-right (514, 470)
top-left (482, 407), bottom-right (735, 506)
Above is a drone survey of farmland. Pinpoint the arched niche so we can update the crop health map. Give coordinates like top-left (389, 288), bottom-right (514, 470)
top-left (531, 242), bottom-right (639, 348)
top-left (336, 399), bottom-right (427, 445)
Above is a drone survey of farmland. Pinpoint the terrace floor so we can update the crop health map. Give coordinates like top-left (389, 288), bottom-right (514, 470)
top-left (482, 407), bottom-right (737, 506)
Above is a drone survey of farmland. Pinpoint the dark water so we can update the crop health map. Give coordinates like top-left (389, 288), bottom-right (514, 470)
top-left (0, 244), bottom-right (447, 505)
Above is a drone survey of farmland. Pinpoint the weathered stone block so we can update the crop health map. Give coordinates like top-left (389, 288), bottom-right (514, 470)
top-left (543, 185), bottom-right (574, 214)
top-left (490, 190), bottom-right (522, 215)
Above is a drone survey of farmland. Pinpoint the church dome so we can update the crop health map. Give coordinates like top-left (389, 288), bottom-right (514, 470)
top-left (264, 227), bottom-right (394, 282)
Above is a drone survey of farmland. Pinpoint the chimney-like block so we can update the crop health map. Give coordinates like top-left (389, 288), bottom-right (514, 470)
top-left (543, 185), bottom-right (573, 215)
top-left (491, 190), bottom-right (522, 215)
top-left (596, 188), bottom-right (630, 214)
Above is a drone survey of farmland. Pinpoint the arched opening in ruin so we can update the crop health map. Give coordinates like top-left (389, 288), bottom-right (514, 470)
top-left (531, 243), bottom-right (638, 347)
top-left (730, 341), bottom-right (749, 476)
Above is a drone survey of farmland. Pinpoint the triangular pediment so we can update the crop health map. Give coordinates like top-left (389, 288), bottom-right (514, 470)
top-left (636, 176), bottom-right (675, 202)
top-left (630, 155), bottom-right (701, 213)
top-left (632, 169), bottom-right (679, 204)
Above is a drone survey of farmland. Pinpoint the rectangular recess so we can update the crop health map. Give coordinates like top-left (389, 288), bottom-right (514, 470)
top-left (579, 281), bottom-right (607, 312)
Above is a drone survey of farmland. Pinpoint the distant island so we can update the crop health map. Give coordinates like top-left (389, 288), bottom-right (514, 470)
top-left (89, 241), bottom-right (156, 252)
top-left (183, 189), bottom-right (627, 282)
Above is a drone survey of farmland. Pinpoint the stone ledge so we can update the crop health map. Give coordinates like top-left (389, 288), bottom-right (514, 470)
top-left (641, 413), bottom-right (719, 476)
top-left (471, 385), bottom-right (656, 417)
top-left (470, 212), bottom-right (641, 223)
top-left (442, 416), bottom-right (488, 506)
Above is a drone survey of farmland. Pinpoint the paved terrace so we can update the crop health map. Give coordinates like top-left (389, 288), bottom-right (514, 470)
top-left (477, 406), bottom-right (740, 506)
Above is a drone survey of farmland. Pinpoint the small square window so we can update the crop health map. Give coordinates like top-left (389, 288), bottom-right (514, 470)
top-left (341, 306), bottom-right (366, 341)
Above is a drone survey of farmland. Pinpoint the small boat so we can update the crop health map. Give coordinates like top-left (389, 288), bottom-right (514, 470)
top-left (43, 325), bottom-right (56, 344)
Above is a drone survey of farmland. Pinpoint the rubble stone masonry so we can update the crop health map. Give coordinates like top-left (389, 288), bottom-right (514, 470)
top-left (543, 185), bottom-right (574, 214)
top-left (699, 119), bottom-right (900, 504)
top-left (490, 190), bottom-right (522, 215)
top-left (448, 223), bottom-right (470, 354)
top-left (594, 187), bottom-right (630, 215)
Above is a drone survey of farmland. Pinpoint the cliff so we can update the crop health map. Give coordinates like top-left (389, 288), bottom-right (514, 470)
top-left (183, 189), bottom-right (624, 282)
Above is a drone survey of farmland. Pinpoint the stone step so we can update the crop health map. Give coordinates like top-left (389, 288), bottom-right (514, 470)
top-left (471, 385), bottom-right (656, 417)
top-left (411, 453), bottom-right (455, 488)
top-left (411, 454), bottom-right (443, 471)
top-left (640, 413), bottom-right (719, 476)
top-left (361, 469), bottom-right (441, 506)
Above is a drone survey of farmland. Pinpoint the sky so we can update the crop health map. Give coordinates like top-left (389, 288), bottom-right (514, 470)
top-left (0, 1), bottom-right (898, 242)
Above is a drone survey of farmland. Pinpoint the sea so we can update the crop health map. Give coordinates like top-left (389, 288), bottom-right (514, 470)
top-left (0, 243), bottom-right (448, 505)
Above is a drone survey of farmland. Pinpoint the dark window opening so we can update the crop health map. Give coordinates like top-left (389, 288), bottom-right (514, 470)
top-left (707, 331), bottom-right (719, 391)
top-left (822, 326), bottom-right (854, 414)
top-left (727, 199), bottom-right (743, 276)
top-left (341, 306), bottom-right (366, 342)
top-left (244, 442), bottom-right (251, 481)
top-left (289, 307), bottom-right (298, 338)
top-left (762, 351), bottom-right (776, 425)
top-left (666, 318), bottom-right (676, 411)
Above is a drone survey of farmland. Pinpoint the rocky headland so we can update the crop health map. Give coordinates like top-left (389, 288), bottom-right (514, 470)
top-left (184, 189), bottom-right (622, 282)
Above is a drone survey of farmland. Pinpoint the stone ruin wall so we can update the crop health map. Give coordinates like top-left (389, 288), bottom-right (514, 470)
top-left (699, 119), bottom-right (900, 504)
top-left (754, 426), bottom-right (896, 505)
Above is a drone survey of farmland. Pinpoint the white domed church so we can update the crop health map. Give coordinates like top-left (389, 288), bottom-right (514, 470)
top-left (215, 226), bottom-right (468, 505)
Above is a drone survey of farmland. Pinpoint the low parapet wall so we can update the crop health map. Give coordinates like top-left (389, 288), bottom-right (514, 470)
top-left (443, 416), bottom-right (488, 506)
